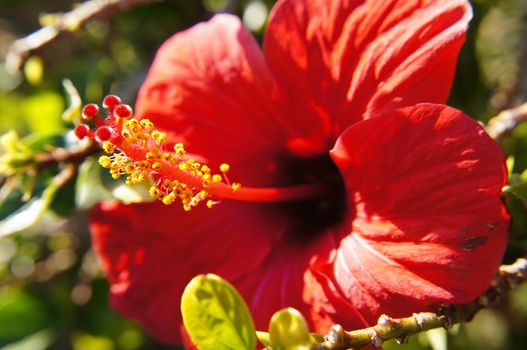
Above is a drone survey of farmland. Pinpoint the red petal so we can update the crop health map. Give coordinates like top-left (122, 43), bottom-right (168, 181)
top-left (135, 15), bottom-right (294, 186)
top-left (264, 0), bottom-right (472, 138)
top-left (322, 104), bottom-right (508, 326)
top-left (233, 232), bottom-right (335, 331)
top-left (90, 200), bottom-right (288, 344)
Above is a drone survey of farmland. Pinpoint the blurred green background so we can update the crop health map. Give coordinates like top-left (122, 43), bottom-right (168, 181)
top-left (0, 0), bottom-right (527, 349)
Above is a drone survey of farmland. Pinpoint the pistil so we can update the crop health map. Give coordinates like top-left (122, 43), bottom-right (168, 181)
top-left (75, 95), bottom-right (328, 211)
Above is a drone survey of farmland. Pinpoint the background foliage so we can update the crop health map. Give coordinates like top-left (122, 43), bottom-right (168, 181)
top-left (0, 0), bottom-right (527, 349)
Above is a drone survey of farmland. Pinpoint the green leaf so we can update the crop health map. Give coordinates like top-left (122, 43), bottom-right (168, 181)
top-left (504, 183), bottom-right (527, 207)
top-left (268, 308), bottom-right (310, 350)
top-left (181, 274), bottom-right (256, 350)
top-left (0, 288), bottom-right (50, 342)
top-left (256, 331), bottom-right (272, 349)
top-left (75, 158), bottom-right (113, 210)
top-left (22, 91), bottom-right (65, 134)
top-left (424, 328), bottom-right (448, 350)
top-left (61, 79), bottom-right (82, 123)
top-left (1, 330), bottom-right (54, 350)
top-left (0, 176), bottom-right (60, 237)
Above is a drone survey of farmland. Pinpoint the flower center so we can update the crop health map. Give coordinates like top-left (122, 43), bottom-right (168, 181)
top-left (272, 153), bottom-right (348, 242)
top-left (76, 95), bottom-right (335, 212)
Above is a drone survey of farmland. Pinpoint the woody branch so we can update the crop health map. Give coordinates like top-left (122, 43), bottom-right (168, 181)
top-left (6, 0), bottom-right (161, 73)
top-left (485, 102), bottom-right (527, 139)
top-left (316, 257), bottom-right (527, 350)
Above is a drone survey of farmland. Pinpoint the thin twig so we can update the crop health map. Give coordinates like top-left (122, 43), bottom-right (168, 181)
top-left (315, 257), bottom-right (527, 350)
top-left (6, 0), bottom-right (161, 73)
top-left (34, 140), bottom-right (99, 171)
top-left (485, 102), bottom-right (527, 139)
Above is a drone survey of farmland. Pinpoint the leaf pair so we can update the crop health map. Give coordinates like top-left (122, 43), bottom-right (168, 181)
top-left (181, 274), bottom-right (318, 350)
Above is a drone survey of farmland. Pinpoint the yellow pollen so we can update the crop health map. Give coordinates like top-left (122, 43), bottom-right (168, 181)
top-left (99, 156), bottom-right (111, 168)
top-left (219, 163), bottom-right (230, 173)
top-left (174, 143), bottom-right (185, 156)
top-left (140, 119), bottom-right (154, 130)
top-left (232, 183), bottom-right (241, 191)
top-left (91, 107), bottom-right (239, 211)
top-left (151, 130), bottom-right (167, 144)
top-left (102, 141), bottom-right (115, 153)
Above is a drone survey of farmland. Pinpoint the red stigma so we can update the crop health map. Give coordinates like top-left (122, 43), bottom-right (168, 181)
top-left (114, 104), bottom-right (133, 119)
top-left (74, 124), bottom-right (90, 139)
top-left (103, 95), bottom-right (122, 109)
top-left (82, 104), bottom-right (99, 120)
top-left (95, 126), bottom-right (113, 142)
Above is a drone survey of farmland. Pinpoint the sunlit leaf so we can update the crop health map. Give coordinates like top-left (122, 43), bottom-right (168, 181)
top-left (22, 91), bottom-right (65, 134)
top-left (1, 330), bottom-right (54, 350)
top-left (111, 184), bottom-right (152, 204)
top-left (256, 331), bottom-right (272, 349)
top-left (181, 274), bottom-right (256, 350)
top-left (202, 0), bottom-right (227, 12)
top-left (424, 328), bottom-right (448, 350)
top-left (506, 156), bottom-right (515, 176)
top-left (0, 177), bottom-right (60, 237)
top-left (73, 333), bottom-right (114, 350)
top-left (268, 308), bottom-right (310, 350)
top-left (75, 158), bottom-right (113, 209)
top-left (61, 79), bottom-right (82, 123)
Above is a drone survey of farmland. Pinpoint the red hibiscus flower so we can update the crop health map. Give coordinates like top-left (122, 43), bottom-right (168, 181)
top-left (88, 0), bottom-right (509, 345)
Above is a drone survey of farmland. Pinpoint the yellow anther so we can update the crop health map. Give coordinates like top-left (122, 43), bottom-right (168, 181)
top-left (162, 153), bottom-right (171, 161)
top-left (174, 143), bottom-right (185, 156)
top-left (102, 141), bottom-right (115, 153)
top-left (232, 183), bottom-right (241, 191)
top-left (162, 194), bottom-right (176, 205)
top-left (99, 156), bottom-right (112, 168)
top-left (149, 186), bottom-right (158, 198)
top-left (94, 114), bottom-right (240, 211)
top-left (140, 119), bottom-right (153, 130)
top-left (220, 163), bottom-right (230, 173)
top-left (127, 119), bottom-right (140, 128)
top-left (152, 130), bottom-right (167, 144)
